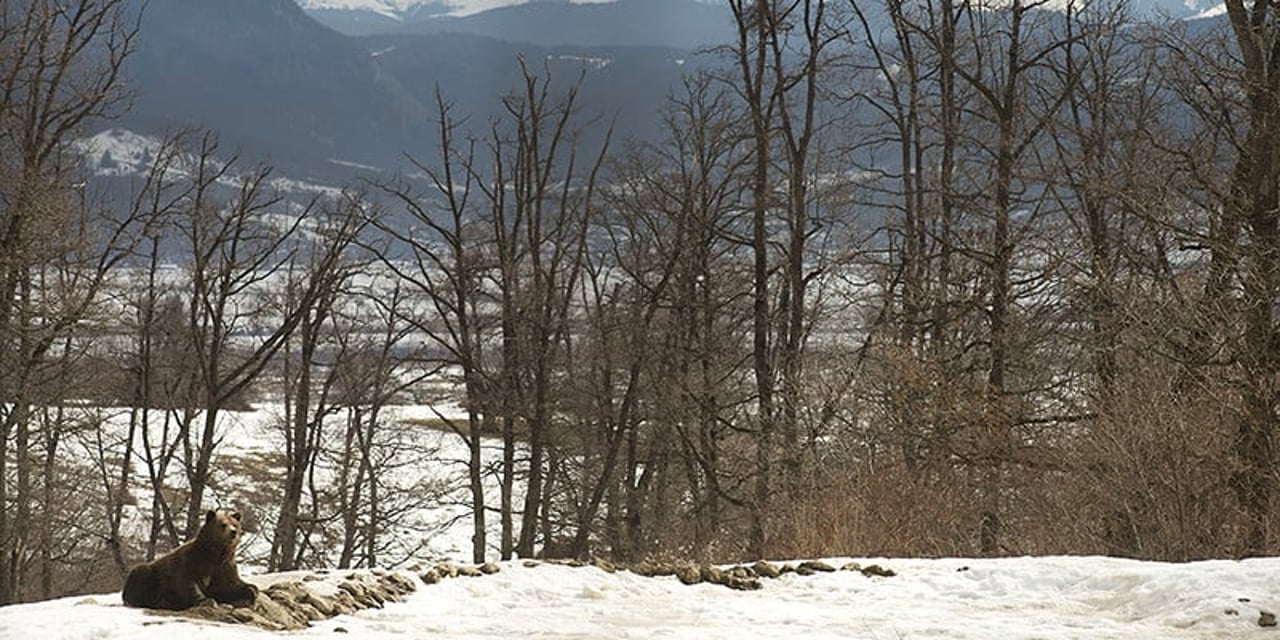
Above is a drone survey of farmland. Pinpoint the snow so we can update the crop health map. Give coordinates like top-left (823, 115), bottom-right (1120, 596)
top-left (73, 128), bottom-right (168, 177)
top-left (2, 556), bottom-right (1278, 638)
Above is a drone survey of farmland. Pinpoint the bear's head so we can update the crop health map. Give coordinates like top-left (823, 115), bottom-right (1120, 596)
top-left (197, 510), bottom-right (244, 550)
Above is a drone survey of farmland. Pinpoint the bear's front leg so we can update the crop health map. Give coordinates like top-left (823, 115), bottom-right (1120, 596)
top-left (207, 565), bottom-right (258, 608)
top-left (209, 581), bottom-right (257, 608)
top-left (159, 582), bottom-right (211, 610)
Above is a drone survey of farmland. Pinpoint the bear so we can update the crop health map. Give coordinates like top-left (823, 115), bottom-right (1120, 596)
top-left (122, 510), bottom-right (259, 610)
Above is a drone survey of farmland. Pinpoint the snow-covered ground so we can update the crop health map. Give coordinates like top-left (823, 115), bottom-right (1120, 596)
top-left (2, 555), bottom-right (1278, 638)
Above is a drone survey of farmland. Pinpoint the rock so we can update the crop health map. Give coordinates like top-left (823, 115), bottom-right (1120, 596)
top-left (700, 565), bottom-right (726, 585)
top-left (675, 564), bottom-right (703, 585)
top-left (339, 580), bottom-right (383, 608)
top-left (860, 564), bottom-right (896, 578)
top-left (751, 561), bottom-right (782, 579)
top-left (420, 569), bottom-right (442, 585)
top-left (841, 562), bottom-right (862, 573)
top-left (386, 573), bottom-right (417, 594)
top-left (725, 576), bottom-right (762, 591)
top-left (456, 566), bottom-right (484, 578)
top-left (304, 590), bottom-right (338, 617)
top-left (799, 560), bottom-right (836, 573)
top-left (629, 562), bottom-right (658, 577)
top-left (480, 562), bottom-right (502, 575)
top-left (330, 590), bottom-right (358, 615)
top-left (1260, 611), bottom-right (1277, 627)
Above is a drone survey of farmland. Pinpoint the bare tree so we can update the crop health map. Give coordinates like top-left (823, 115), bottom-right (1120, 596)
top-left (941, 0), bottom-right (1087, 554)
top-left (370, 88), bottom-right (495, 564)
top-left (487, 59), bottom-right (606, 559)
top-left (1150, 0), bottom-right (1280, 555)
top-left (167, 133), bottom-right (350, 538)
top-left (269, 190), bottom-right (369, 571)
top-left (0, 0), bottom-right (141, 603)
top-left (595, 72), bottom-right (754, 560)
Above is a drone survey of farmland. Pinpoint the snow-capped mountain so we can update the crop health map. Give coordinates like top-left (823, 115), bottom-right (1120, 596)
top-left (296, 0), bottom-right (614, 20)
top-left (1131, 0), bottom-right (1224, 19)
top-left (300, 0), bottom-right (734, 48)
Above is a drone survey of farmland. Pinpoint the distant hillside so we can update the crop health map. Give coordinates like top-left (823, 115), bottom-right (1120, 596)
top-left (112, 0), bottom-right (699, 183)
top-left (306, 0), bottom-right (735, 49)
top-left (120, 0), bottom-right (430, 181)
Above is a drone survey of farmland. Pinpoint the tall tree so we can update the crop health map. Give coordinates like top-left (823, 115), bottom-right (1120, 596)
top-left (270, 191), bottom-right (368, 571)
top-left (1220, 0), bottom-right (1280, 554)
top-left (372, 89), bottom-right (494, 564)
top-left (0, 0), bottom-right (140, 603)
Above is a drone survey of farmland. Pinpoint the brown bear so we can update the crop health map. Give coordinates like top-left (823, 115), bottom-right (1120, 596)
top-left (122, 510), bottom-right (258, 610)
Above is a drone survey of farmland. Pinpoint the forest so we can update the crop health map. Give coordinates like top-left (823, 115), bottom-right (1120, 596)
top-left (3, 0), bottom-right (1280, 605)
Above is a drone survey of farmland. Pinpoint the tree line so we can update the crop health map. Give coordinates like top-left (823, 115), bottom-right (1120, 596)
top-left (3, 0), bottom-right (1280, 604)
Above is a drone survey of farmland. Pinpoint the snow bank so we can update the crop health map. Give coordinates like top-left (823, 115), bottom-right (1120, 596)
top-left (2, 555), bottom-right (1278, 639)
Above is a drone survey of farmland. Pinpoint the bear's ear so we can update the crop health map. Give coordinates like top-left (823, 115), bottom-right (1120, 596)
top-left (205, 510), bottom-right (217, 524)
top-left (230, 511), bottom-right (243, 522)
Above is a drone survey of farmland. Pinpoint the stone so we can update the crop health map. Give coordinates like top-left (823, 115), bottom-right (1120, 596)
top-left (751, 561), bottom-right (782, 579)
top-left (675, 565), bottom-right (703, 585)
top-left (860, 564), bottom-right (896, 578)
top-left (798, 560), bottom-right (836, 573)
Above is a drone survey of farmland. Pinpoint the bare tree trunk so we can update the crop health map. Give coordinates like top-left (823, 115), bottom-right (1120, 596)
top-left (1223, 0), bottom-right (1280, 553)
top-left (729, 0), bottom-right (780, 561)
top-left (0, 0), bottom-right (138, 603)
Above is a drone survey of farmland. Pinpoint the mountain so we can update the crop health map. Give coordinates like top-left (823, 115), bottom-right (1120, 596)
top-left (1131, 0), bottom-right (1223, 19)
top-left (297, 0), bottom-right (620, 37)
top-left (106, 0), bottom-right (697, 185)
top-left (120, 0), bottom-right (432, 182)
top-left (363, 32), bottom-right (692, 155)
top-left (298, 0), bottom-right (613, 20)
top-left (301, 0), bottom-right (734, 49)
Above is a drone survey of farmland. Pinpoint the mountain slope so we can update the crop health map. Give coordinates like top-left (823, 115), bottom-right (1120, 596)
top-left (110, 0), bottom-right (697, 183)
top-left (120, 0), bottom-right (431, 180)
top-left (304, 0), bottom-right (733, 48)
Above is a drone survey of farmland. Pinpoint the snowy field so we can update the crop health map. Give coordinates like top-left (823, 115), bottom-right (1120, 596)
top-left (1, 555), bottom-right (1278, 639)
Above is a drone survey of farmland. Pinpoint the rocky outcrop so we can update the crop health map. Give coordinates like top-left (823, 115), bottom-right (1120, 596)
top-left (146, 556), bottom-right (893, 630)
top-left (156, 570), bottom-right (418, 631)
top-left (535, 558), bottom-right (896, 591)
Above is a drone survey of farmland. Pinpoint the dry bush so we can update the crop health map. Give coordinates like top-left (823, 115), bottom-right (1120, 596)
top-left (1048, 375), bottom-right (1249, 560)
top-left (774, 463), bottom-right (987, 559)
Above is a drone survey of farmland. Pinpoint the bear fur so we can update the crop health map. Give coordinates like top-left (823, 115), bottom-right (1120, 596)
top-left (122, 510), bottom-right (258, 610)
